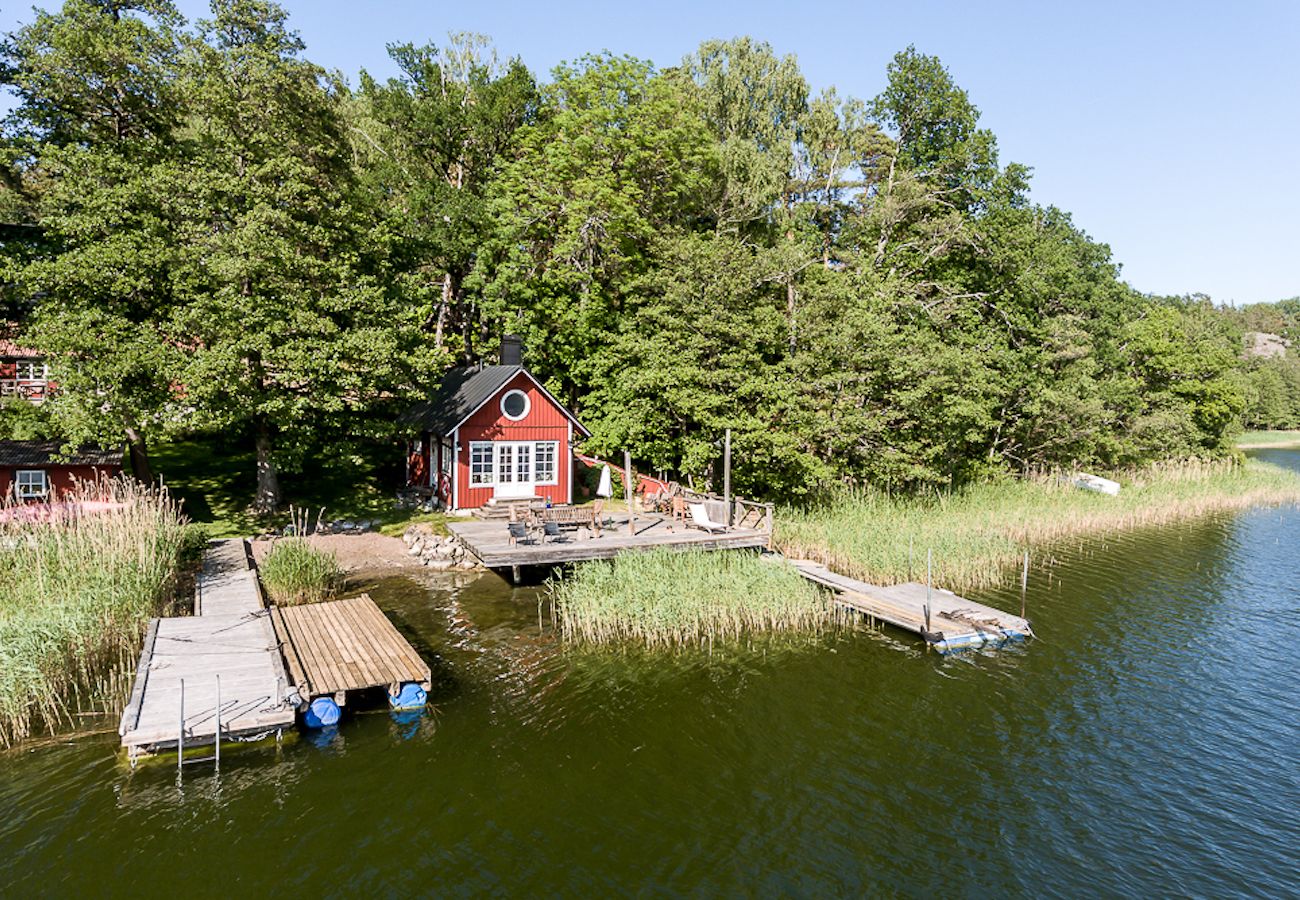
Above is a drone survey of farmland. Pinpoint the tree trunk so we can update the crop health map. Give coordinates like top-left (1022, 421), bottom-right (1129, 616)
top-left (123, 425), bottom-right (154, 484)
top-left (254, 420), bottom-right (281, 514)
top-left (434, 272), bottom-right (452, 351)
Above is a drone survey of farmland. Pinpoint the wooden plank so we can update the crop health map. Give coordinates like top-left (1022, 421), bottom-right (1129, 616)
top-left (270, 606), bottom-right (308, 694)
top-left (118, 618), bottom-right (159, 737)
top-left (279, 606), bottom-right (340, 696)
top-left (273, 596), bottom-right (428, 697)
top-left (316, 600), bottom-right (372, 690)
top-left (295, 605), bottom-right (350, 694)
top-left (353, 595), bottom-right (429, 682)
top-left (335, 595), bottom-right (406, 686)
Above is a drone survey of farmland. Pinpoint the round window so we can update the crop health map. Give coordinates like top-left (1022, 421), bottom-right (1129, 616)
top-left (501, 389), bottom-right (530, 420)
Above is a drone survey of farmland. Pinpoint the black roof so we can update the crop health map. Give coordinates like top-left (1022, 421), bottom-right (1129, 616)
top-left (404, 365), bottom-right (523, 436)
top-left (0, 440), bottom-right (123, 468)
top-left (404, 365), bottom-right (589, 437)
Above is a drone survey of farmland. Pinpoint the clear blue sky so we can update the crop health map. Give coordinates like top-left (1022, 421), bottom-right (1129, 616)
top-left (3, 0), bottom-right (1298, 305)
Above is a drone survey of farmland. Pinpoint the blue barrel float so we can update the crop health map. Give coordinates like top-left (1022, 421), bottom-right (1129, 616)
top-left (304, 695), bottom-right (341, 728)
top-left (389, 682), bottom-right (427, 711)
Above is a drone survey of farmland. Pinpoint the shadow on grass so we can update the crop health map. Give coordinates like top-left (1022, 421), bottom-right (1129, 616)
top-left (152, 433), bottom-right (445, 538)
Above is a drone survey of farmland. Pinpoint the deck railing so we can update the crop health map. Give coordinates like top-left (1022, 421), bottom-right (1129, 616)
top-left (677, 487), bottom-right (774, 533)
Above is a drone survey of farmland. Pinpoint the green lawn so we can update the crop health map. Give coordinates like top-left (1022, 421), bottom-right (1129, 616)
top-left (1235, 429), bottom-right (1300, 448)
top-left (151, 434), bottom-right (447, 538)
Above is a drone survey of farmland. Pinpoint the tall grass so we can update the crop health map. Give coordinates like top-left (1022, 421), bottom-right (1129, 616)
top-left (1235, 430), bottom-right (1300, 448)
top-left (777, 458), bottom-right (1300, 594)
top-left (260, 538), bottom-right (342, 606)
top-left (0, 480), bottom-right (191, 746)
top-left (550, 549), bottom-right (828, 648)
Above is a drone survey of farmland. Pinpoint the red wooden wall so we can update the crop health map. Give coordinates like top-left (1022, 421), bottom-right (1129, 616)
top-left (0, 464), bottom-right (122, 501)
top-left (454, 372), bottom-right (573, 509)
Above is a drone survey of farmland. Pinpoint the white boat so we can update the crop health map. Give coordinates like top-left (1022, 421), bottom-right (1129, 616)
top-left (1073, 472), bottom-right (1121, 496)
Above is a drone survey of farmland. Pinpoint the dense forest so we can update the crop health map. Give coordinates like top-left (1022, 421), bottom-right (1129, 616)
top-left (0, 0), bottom-right (1294, 508)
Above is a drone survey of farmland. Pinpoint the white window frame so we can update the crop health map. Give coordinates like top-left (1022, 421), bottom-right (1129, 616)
top-left (15, 469), bottom-right (49, 500)
top-left (15, 361), bottom-right (47, 381)
top-left (469, 441), bottom-right (494, 486)
top-left (500, 389), bottom-right (530, 421)
top-left (533, 441), bottom-right (559, 485)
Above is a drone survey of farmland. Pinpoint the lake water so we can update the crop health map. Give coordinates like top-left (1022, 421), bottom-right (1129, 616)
top-left (3, 453), bottom-right (1299, 896)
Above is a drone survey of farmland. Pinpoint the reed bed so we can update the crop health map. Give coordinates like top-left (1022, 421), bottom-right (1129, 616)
top-left (1235, 430), bottom-right (1300, 448)
top-left (0, 479), bottom-right (190, 747)
top-left (777, 457), bottom-right (1300, 594)
top-left (259, 538), bottom-right (342, 606)
top-left (550, 549), bottom-right (828, 648)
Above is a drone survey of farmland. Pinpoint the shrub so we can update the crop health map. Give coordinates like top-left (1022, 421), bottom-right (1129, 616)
top-left (550, 548), bottom-right (827, 648)
top-left (260, 538), bottom-right (342, 606)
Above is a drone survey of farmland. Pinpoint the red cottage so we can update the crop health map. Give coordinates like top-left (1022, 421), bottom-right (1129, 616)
top-left (0, 440), bottom-right (124, 502)
top-left (405, 337), bottom-right (590, 512)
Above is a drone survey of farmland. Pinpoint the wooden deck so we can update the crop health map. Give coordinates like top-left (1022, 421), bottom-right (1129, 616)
top-left (447, 511), bottom-right (771, 569)
top-left (272, 594), bottom-right (430, 703)
top-left (120, 540), bottom-right (295, 757)
top-left (792, 560), bottom-right (1033, 652)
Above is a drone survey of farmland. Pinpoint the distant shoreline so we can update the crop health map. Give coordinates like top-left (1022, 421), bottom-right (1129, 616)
top-left (1237, 431), bottom-right (1300, 449)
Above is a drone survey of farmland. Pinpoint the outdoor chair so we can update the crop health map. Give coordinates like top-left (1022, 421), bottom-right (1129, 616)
top-left (542, 521), bottom-right (567, 543)
top-left (507, 521), bottom-right (536, 546)
top-left (688, 502), bottom-right (728, 534)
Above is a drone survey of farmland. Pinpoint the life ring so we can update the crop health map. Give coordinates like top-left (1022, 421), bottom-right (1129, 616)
top-left (438, 471), bottom-right (452, 502)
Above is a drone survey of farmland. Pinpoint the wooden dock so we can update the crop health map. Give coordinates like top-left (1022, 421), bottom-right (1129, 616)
top-left (791, 560), bottom-right (1033, 652)
top-left (272, 594), bottom-right (430, 705)
top-left (119, 540), bottom-right (295, 758)
top-left (448, 510), bottom-right (770, 570)
top-left (120, 541), bottom-right (433, 759)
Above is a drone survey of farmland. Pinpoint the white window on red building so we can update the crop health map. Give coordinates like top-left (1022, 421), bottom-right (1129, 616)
top-left (15, 469), bottom-right (49, 499)
top-left (14, 361), bottom-right (47, 381)
top-left (534, 441), bottom-right (558, 484)
top-left (470, 442), bottom-right (493, 485)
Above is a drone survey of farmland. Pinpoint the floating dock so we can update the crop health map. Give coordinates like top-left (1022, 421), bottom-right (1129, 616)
top-left (791, 560), bottom-right (1033, 652)
top-left (448, 510), bottom-right (770, 571)
top-left (120, 541), bottom-right (431, 759)
top-left (272, 594), bottom-right (430, 705)
top-left (119, 540), bottom-right (295, 759)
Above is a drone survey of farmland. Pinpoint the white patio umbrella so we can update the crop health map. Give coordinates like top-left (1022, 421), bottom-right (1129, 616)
top-left (596, 464), bottom-right (613, 498)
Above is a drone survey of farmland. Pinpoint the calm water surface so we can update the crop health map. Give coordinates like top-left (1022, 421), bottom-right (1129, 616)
top-left (3, 453), bottom-right (1299, 896)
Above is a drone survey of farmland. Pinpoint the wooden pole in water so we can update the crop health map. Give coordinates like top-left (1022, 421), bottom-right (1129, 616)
top-left (925, 549), bottom-right (933, 633)
top-left (723, 428), bottom-right (732, 526)
top-left (624, 450), bottom-right (635, 536)
top-left (214, 674), bottom-right (221, 771)
top-left (1020, 551), bottom-right (1029, 620)
top-left (177, 678), bottom-right (185, 775)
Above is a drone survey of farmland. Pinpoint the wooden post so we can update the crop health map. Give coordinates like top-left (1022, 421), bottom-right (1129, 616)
top-left (624, 450), bottom-right (635, 536)
top-left (214, 674), bottom-right (221, 771)
top-left (177, 678), bottom-right (185, 775)
top-left (925, 549), bottom-right (933, 634)
top-left (1020, 551), bottom-right (1029, 620)
top-left (723, 428), bottom-right (732, 526)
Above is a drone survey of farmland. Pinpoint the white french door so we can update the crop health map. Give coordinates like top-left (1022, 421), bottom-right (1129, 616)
top-left (493, 441), bottom-right (535, 499)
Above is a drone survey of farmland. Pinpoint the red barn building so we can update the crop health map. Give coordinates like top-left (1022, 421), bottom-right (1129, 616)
top-left (405, 337), bottom-right (589, 512)
top-left (0, 440), bottom-right (124, 502)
